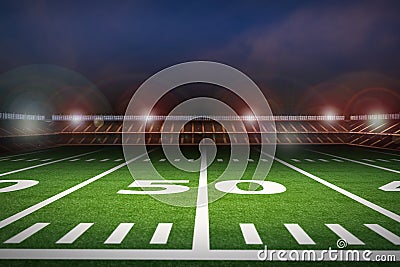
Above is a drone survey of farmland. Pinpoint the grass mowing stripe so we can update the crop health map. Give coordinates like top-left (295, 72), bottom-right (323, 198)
top-left (309, 150), bottom-right (400, 174)
top-left (259, 150), bottom-right (400, 223)
top-left (0, 149), bottom-right (102, 177)
top-left (0, 149), bottom-right (153, 229)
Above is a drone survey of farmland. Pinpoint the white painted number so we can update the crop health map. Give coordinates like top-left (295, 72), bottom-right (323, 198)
top-left (0, 180), bottom-right (39, 193)
top-left (117, 180), bottom-right (190, 195)
top-left (379, 181), bottom-right (400, 192)
top-left (215, 180), bottom-right (286, 194)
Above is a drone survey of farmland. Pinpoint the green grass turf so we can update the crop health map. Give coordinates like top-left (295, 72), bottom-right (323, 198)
top-left (0, 145), bottom-right (398, 266)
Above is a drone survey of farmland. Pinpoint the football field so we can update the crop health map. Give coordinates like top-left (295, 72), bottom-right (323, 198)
top-left (0, 145), bottom-right (399, 266)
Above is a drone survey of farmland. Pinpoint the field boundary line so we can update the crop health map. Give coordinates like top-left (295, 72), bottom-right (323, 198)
top-left (308, 150), bottom-right (399, 174)
top-left (0, 149), bottom-right (154, 229)
top-left (0, 147), bottom-right (62, 160)
top-left (0, 149), bottom-right (103, 177)
top-left (259, 151), bottom-right (400, 223)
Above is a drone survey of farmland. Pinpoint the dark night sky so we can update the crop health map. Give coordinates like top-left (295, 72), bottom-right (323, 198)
top-left (0, 0), bottom-right (399, 115)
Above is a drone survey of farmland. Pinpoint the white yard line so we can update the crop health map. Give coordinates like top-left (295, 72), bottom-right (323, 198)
top-left (0, 150), bottom-right (102, 177)
top-left (56, 223), bottom-right (93, 244)
top-left (3, 223), bottom-right (49, 244)
top-left (240, 224), bottom-right (263, 245)
top-left (0, 148), bottom-right (59, 160)
top-left (259, 151), bottom-right (400, 223)
top-left (150, 223), bottom-right (173, 244)
top-left (192, 150), bottom-right (210, 252)
top-left (104, 223), bottom-right (134, 244)
top-left (284, 224), bottom-right (315, 245)
top-left (0, 150), bottom-right (152, 229)
top-left (310, 150), bottom-right (400, 174)
top-left (325, 224), bottom-right (364, 245)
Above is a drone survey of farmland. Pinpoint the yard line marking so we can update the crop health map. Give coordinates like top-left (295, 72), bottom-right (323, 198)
top-left (310, 150), bottom-right (400, 174)
top-left (11, 159), bottom-right (24, 162)
top-left (85, 159), bottom-right (95, 162)
top-left (247, 159), bottom-right (254, 162)
top-left (0, 147), bottom-right (59, 160)
top-left (159, 158), bottom-right (166, 162)
top-left (363, 149), bottom-right (400, 157)
top-left (239, 224), bottom-right (263, 245)
top-left (0, 159), bottom-right (8, 162)
top-left (260, 151), bottom-right (400, 223)
top-left (305, 159), bottom-right (315, 162)
top-left (104, 223), bottom-right (134, 244)
top-left (150, 223), bottom-right (173, 244)
top-left (4, 223), bottom-right (49, 244)
top-left (0, 150), bottom-right (102, 178)
top-left (0, 249), bottom-right (399, 261)
top-left (56, 223), bottom-right (93, 244)
top-left (188, 159), bottom-right (194, 162)
top-left (69, 158), bottom-right (80, 162)
top-left (362, 159), bottom-right (375, 162)
top-left (284, 224), bottom-right (316, 245)
top-left (318, 159), bottom-right (329, 162)
top-left (331, 159), bottom-right (343, 162)
top-left (40, 158), bottom-right (53, 162)
top-left (364, 224), bottom-right (400, 245)
top-left (26, 158), bottom-right (39, 162)
top-left (291, 159), bottom-right (300, 162)
top-left (260, 159), bottom-right (268, 162)
top-left (217, 159), bottom-right (223, 162)
top-left (174, 159), bottom-right (181, 162)
top-left (0, 150), bottom-right (153, 229)
top-left (192, 150), bottom-right (209, 252)
top-left (325, 224), bottom-right (364, 245)
top-left (114, 158), bottom-right (123, 162)
top-left (377, 159), bottom-right (390, 162)
top-left (100, 159), bottom-right (110, 162)
top-left (391, 159), bottom-right (400, 162)
top-left (233, 159), bottom-right (239, 162)
top-left (143, 159), bottom-right (150, 162)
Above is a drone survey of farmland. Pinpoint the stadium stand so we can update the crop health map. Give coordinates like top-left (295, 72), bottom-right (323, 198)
top-left (0, 113), bottom-right (399, 154)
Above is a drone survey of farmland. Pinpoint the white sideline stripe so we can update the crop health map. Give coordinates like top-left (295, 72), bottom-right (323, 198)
top-left (239, 224), bottom-right (262, 245)
top-left (392, 159), bottom-right (400, 162)
top-left (159, 158), bottom-right (166, 162)
top-left (0, 249), bottom-right (399, 260)
top-left (69, 158), bottom-right (80, 162)
top-left (363, 159), bottom-right (375, 162)
top-left (40, 158), bottom-right (52, 162)
top-left (325, 224), bottom-right (364, 245)
top-left (285, 224), bottom-right (315, 245)
top-left (188, 159), bottom-right (194, 162)
top-left (377, 159), bottom-right (390, 162)
top-left (100, 159), bottom-right (109, 162)
top-left (174, 159), bottom-right (180, 162)
top-left (331, 159), bottom-right (343, 162)
top-left (56, 223), bottom-right (93, 244)
top-left (217, 159), bottom-right (223, 162)
top-left (247, 159), bottom-right (254, 162)
top-left (305, 159), bottom-right (315, 162)
top-left (310, 150), bottom-right (400, 174)
top-left (26, 158), bottom-right (39, 162)
top-left (365, 224), bottom-right (400, 245)
top-left (86, 159), bottom-right (95, 162)
top-left (318, 159), bottom-right (328, 162)
top-left (104, 223), bottom-right (134, 244)
top-left (143, 159), bottom-right (150, 162)
top-left (0, 150), bottom-right (101, 178)
top-left (4, 223), bottom-right (49, 244)
top-left (262, 152), bottom-right (400, 223)
top-left (11, 159), bottom-right (24, 162)
top-left (114, 158), bottom-right (123, 162)
top-left (260, 159), bottom-right (268, 162)
top-left (233, 159), bottom-right (239, 162)
top-left (291, 159), bottom-right (300, 162)
top-left (0, 150), bottom-right (152, 229)
top-left (192, 151), bottom-right (209, 252)
top-left (150, 223), bottom-right (173, 244)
